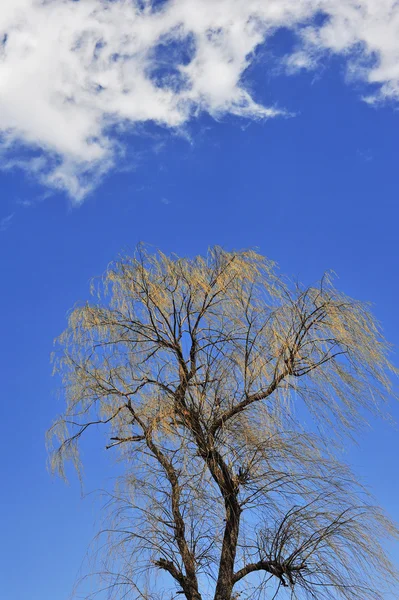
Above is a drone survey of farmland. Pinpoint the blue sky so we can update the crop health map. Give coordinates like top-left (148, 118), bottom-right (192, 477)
top-left (1, 1), bottom-right (399, 599)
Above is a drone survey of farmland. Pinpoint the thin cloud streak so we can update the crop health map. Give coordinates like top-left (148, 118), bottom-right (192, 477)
top-left (0, 213), bottom-right (14, 232)
top-left (1, 0), bottom-right (399, 201)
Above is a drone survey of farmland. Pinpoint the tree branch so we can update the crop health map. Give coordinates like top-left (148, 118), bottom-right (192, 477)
top-left (233, 559), bottom-right (292, 587)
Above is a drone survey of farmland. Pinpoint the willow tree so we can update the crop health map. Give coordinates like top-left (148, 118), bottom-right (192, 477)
top-left (49, 246), bottom-right (398, 600)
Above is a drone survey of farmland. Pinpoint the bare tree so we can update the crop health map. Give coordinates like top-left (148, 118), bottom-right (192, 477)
top-left (49, 246), bottom-right (399, 600)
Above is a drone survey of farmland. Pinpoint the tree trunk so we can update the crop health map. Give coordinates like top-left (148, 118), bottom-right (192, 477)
top-left (213, 498), bottom-right (241, 600)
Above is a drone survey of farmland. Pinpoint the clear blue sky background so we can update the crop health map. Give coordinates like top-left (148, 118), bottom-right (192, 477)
top-left (1, 5), bottom-right (399, 599)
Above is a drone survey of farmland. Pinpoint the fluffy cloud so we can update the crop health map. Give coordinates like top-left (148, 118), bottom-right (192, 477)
top-left (1, 0), bottom-right (399, 201)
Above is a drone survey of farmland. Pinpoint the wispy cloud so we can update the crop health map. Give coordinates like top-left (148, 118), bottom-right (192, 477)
top-left (1, 0), bottom-right (399, 201)
top-left (16, 198), bottom-right (34, 208)
top-left (0, 213), bottom-right (14, 232)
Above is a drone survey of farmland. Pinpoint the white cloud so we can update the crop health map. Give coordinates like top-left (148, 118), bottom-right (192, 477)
top-left (0, 212), bottom-right (14, 232)
top-left (1, 0), bottom-right (399, 201)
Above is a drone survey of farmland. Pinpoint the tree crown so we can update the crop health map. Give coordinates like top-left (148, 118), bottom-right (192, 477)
top-left (49, 246), bottom-right (398, 600)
